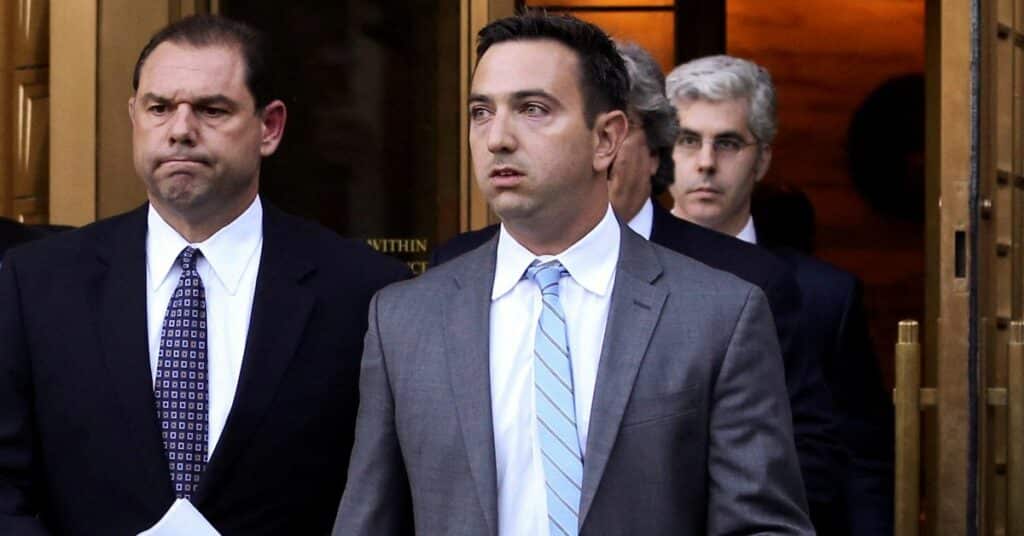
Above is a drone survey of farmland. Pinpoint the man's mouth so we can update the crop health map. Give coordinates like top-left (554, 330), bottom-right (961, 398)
top-left (159, 156), bottom-right (209, 167)
top-left (490, 167), bottom-right (523, 178)
top-left (489, 167), bottom-right (525, 187)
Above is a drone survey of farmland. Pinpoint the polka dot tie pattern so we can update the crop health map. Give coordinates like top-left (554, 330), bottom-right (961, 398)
top-left (154, 246), bottom-right (208, 499)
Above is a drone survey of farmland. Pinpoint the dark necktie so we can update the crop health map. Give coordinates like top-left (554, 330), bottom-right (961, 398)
top-left (154, 246), bottom-right (209, 499)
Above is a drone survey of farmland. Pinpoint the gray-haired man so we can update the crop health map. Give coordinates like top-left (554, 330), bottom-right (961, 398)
top-left (667, 54), bottom-right (895, 535)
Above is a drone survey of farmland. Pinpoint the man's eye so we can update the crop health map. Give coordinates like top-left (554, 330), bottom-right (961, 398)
top-left (522, 104), bottom-right (546, 116)
top-left (714, 138), bottom-right (743, 152)
top-left (148, 104), bottom-right (168, 115)
top-left (200, 107), bottom-right (227, 118)
top-left (470, 106), bottom-right (491, 120)
top-left (678, 135), bottom-right (701, 148)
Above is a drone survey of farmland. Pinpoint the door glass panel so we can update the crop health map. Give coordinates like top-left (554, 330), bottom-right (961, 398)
top-left (221, 1), bottom-right (461, 274)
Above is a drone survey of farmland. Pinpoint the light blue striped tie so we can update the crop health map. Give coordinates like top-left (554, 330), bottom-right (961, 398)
top-left (526, 260), bottom-right (583, 536)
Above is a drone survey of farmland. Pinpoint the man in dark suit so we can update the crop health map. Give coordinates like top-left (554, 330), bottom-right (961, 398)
top-left (773, 243), bottom-right (895, 536)
top-left (430, 41), bottom-right (845, 532)
top-left (336, 14), bottom-right (812, 535)
top-left (0, 218), bottom-right (44, 265)
top-left (666, 54), bottom-right (894, 535)
top-left (0, 16), bottom-right (408, 535)
top-left (0, 219), bottom-right (73, 268)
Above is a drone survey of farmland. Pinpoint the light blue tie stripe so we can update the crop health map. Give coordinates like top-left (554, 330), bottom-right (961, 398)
top-left (525, 260), bottom-right (582, 536)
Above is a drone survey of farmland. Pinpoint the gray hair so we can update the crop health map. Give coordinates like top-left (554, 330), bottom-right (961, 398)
top-left (665, 55), bottom-right (777, 145)
top-left (615, 41), bottom-right (679, 194)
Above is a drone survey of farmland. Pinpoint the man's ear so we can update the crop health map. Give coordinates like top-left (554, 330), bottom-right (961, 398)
top-left (128, 96), bottom-right (137, 128)
top-left (259, 99), bottom-right (288, 157)
top-left (754, 145), bottom-right (773, 182)
top-left (593, 109), bottom-right (628, 176)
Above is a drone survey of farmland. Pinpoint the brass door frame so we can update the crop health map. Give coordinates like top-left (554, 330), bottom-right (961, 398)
top-left (2, 0), bottom-right (50, 223)
top-left (49, 0), bottom-right (214, 226)
top-left (978, 0), bottom-right (1024, 534)
top-left (461, 0), bottom-right (513, 231)
top-left (923, 0), bottom-right (978, 533)
top-left (919, 0), bottom-right (1024, 533)
top-left (1, 0), bottom-right (14, 217)
top-left (49, 1), bottom-right (97, 225)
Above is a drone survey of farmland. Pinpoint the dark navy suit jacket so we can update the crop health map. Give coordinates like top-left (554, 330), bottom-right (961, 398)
top-left (768, 246), bottom-right (895, 536)
top-left (0, 204), bottom-right (410, 535)
top-left (0, 218), bottom-right (45, 261)
top-left (429, 203), bottom-right (847, 533)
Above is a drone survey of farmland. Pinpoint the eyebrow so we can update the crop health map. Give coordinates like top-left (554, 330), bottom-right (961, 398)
top-left (679, 127), bottom-right (747, 140)
top-left (139, 92), bottom-right (239, 109)
top-left (468, 89), bottom-right (557, 105)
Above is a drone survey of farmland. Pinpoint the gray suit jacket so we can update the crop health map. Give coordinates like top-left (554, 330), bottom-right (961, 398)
top-left (334, 225), bottom-right (814, 535)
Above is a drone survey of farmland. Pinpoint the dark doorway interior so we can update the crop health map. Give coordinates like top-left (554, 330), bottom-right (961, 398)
top-left (222, 0), bottom-right (461, 273)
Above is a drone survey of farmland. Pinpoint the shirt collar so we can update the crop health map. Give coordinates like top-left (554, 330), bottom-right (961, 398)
top-left (147, 196), bottom-right (264, 295)
top-left (735, 215), bottom-right (758, 245)
top-left (492, 204), bottom-right (620, 300)
top-left (626, 198), bottom-right (654, 240)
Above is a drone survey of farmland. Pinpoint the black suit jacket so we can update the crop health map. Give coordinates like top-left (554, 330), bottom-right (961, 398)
top-left (429, 203), bottom-right (846, 532)
top-left (0, 218), bottom-right (45, 260)
top-left (770, 247), bottom-right (895, 535)
top-left (0, 203), bottom-right (410, 535)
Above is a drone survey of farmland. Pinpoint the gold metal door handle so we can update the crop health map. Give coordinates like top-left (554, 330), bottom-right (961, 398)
top-left (1008, 321), bottom-right (1024, 536)
top-left (895, 320), bottom-right (921, 536)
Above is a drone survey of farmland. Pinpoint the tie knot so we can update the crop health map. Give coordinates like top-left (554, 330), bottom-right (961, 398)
top-left (525, 260), bottom-right (567, 295)
top-left (178, 246), bottom-right (202, 272)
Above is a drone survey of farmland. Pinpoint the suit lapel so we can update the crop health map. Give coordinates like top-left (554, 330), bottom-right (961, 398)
top-left (443, 238), bottom-right (499, 536)
top-left (96, 205), bottom-right (176, 507)
top-left (194, 205), bottom-right (315, 504)
top-left (648, 202), bottom-right (669, 244)
top-left (650, 201), bottom-right (693, 256)
top-left (578, 227), bottom-right (667, 525)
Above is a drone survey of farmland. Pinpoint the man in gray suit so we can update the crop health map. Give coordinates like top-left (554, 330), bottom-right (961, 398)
top-left (334, 12), bottom-right (813, 535)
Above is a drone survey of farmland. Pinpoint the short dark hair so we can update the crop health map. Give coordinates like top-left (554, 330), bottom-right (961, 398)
top-left (131, 15), bottom-right (273, 110)
top-left (476, 11), bottom-right (629, 127)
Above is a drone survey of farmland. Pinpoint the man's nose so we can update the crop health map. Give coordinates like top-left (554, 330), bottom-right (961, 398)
top-left (486, 111), bottom-right (517, 154)
top-left (168, 105), bottom-right (198, 146)
top-left (696, 140), bottom-right (716, 173)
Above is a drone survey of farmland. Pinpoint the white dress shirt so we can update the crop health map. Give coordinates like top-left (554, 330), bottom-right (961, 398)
top-left (736, 215), bottom-right (758, 244)
top-left (146, 196), bottom-right (263, 460)
top-left (490, 205), bottom-right (620, 536)
top-left (627, 198), bottom-right (654, 239)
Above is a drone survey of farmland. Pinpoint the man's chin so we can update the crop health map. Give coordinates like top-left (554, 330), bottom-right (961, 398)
top-left (677, 203), bottom-right (724, 227)
top-left (151, 186), bottom-right (214, 215)
top-left (488, 196), bottom-right (537, 223)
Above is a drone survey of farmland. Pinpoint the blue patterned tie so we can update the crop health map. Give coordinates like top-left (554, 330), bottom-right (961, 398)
top-left (526, 260), bottom-right (583, 536)
top-left (154, 246), bottom-right (208, 499)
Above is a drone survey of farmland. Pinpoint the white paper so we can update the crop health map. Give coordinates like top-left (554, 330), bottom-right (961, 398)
top-left (138, 498), bottom-right (220, 536)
